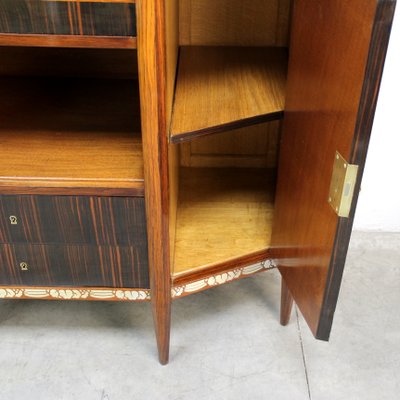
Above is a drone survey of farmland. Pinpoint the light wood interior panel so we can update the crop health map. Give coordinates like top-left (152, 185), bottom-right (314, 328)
top-left (0, 77), bottom-right (143, 193)
top-left (170, 46), bottom-right (287, 142)
top-left (165, 0), bottom-right (180, 265)
top-left (180, 121), bottom-right (281, 168)
top-left (179, 0), bottom-right (291, 47)
top-left (173, 167), bottom-right (275, 276)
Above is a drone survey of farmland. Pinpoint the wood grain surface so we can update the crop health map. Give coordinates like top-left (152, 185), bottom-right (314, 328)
top-left (271, 0), bottom-right (395, 339)
top-left (165, 0), bottom-right (179, 268)
top-left (137, 0), bottom-right (171, 364)
top-left (179, 121), bottom-right (281, 169)
top-left (0, 195), bottom-right (148, 246)
top-left (179, 0), bottom-right (291, 47)
top-left (316, 0), bottom-right (396, 339)
top-left (0, 34), bottom-right (136, 49)
top-left (0, 1), bottom-right (136, 37)
top-left (173, 167), bottom-right (276, 276)
top-left (170, 46), bottom-right (287, 142)
top-left (0, 243), bottom-right (149, 288)
top-left (0, 77), bottom-right (143, 196)
top-left (280, 279), bottom-right (293, 326)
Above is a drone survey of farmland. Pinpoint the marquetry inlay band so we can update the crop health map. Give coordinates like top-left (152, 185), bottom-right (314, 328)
top-left (172, 260), bottom-right (276, 298)
top-left (0, 287), bottom-right (151, 301)
top-left (0, 261), bottom-right (276, 302)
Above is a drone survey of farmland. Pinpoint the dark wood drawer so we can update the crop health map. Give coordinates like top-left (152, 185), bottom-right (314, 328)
top-left (0, 243), bottom-right (149, 288)
top-left (0, 1), bottom-right (136, 37)
top-left (0, 195), bottom-right (147, 246)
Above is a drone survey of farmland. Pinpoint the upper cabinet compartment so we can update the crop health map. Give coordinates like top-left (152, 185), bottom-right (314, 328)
top-left (0, 0), bottom-right (137, 49)
top-left (170, 0), bottom-right (290, 143)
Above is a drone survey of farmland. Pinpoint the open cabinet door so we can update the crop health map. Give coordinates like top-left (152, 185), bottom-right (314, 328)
top-left (271, 0), bottom-right (396, 340)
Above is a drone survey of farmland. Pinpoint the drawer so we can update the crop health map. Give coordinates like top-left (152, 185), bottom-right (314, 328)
top-left (0, 195), bottom-right (147, 246)
top-left (0, 243), bottom-right (149, 288)
top-left (0, 1), bottom-right (136, 37)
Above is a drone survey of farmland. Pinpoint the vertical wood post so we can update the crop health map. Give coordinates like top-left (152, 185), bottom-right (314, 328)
top-left (137, 0), bottom-right (171, 364)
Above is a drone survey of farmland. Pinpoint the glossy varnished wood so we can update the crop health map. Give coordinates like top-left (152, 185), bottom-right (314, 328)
top-left (272, 0), bottom-right (396, 339)
top-left (0, 77), bottom-right (143, 196)
top-left (173, 249), bottom-right (272, 284)
top-left (165, 0), bottom-right (180, 269)
top-left (170, 46), bottom-right (287, 143)
top-left (0, 243), bottom-right (149, 288)
top-left (179, 121), bottom-right (281, 169)
top-left (137, 0), bottom-right (171, 365)
top-left (173, 167), bottom-right (276, 276)
top-left (0, 195), bottom-right (147, 246)
top-left (317, 0), bottom-right (397, 339)
top-left (280, 279), bottom-right (293, 326)
top-left (0, 1), bottom-right (136, 37)
top-left (0, 34), bottom-right (136, 49)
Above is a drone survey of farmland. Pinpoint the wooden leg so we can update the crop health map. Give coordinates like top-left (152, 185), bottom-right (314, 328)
top-left (280, 279), bottom-right (294, 326)
top-left (152, 291), bottom-right (171, 365)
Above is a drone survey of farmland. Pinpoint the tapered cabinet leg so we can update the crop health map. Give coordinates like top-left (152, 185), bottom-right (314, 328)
top-left (137, 0), bottom-right (173, 365)
top-left (152, 295), bottom-right (171, 365)
top-left (280, 279), bottom-right (294, 326)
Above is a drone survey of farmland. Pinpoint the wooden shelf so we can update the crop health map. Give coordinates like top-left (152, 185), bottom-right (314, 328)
top-left (170, 46), bottom-right (287, 143)
top-left (172, 167), bottom-right (275, 276)
top-left (0, 77), bottom-right (144, 196)
top-left (0, 34), bottom-right (137, 49)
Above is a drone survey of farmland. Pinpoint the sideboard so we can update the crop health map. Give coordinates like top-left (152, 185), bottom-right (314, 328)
top-left (0, 0), bottom-right (396, 364)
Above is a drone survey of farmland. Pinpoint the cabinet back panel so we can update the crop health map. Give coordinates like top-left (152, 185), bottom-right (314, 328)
top-left (0, 47), bottom-right (138, 79)
top-left (180, 122), bottom-right (281, 169)
top-left (179, 0), bottom-right (291, 47)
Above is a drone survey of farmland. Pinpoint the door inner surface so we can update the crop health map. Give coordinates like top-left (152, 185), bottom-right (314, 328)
top-left (271, 0), bottom-right (396, 339)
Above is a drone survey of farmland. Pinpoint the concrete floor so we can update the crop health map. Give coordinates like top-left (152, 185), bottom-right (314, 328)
top-left (0, 231), bottom-right (399, 400)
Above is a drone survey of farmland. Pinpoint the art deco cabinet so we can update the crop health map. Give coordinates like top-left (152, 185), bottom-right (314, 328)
top-left (0, 0), bottom-right (396, 364)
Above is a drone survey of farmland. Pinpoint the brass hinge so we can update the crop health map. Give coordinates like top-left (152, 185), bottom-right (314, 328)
top-left (328, 151), bottom-right (359, 218)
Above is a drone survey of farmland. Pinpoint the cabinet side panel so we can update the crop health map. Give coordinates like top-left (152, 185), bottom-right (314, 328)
top-left (165, 0), bottom-right (180, 266)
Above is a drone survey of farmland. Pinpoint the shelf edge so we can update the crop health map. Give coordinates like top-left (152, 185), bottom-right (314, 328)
top-left (0, 34), bottom-right (137, 49)
top-left (0, 183), bottom-right (145, 197)
top-left (170, 111), bottom-right (284, 144)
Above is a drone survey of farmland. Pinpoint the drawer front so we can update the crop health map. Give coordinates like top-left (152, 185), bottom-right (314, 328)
top-left (0, 1), bottom-right (136, 37)
top-left (0, 243), bottom-right (149, 288)
top-left (0, 195), bottom-right (147, 246)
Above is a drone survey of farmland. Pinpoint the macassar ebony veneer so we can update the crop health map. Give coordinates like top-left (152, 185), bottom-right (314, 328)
top-left (0, 0), bottom-right (136, 37)
top-left (0, 195), bottom-right (147, 246)
top-left (0, 195), bottom-right (149, 288)
top-left (0, 243), bottom-right (149, 288)
top-left (0, 0), bottom-right (137, 49)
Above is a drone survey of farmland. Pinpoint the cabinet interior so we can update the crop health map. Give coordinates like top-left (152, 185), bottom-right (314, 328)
top-left (167, 0), bottom-right (291, 277)
top-left (0, 47), bottom-right (144, 194)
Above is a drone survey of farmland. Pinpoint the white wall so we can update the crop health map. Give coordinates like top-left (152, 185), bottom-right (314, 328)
top-left (354, 4), bottom-right (400, 232)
